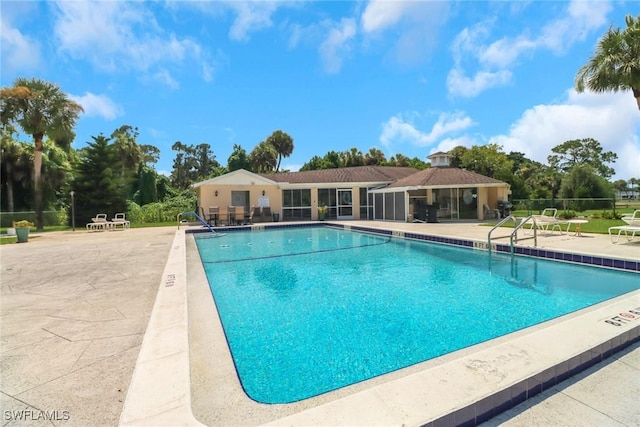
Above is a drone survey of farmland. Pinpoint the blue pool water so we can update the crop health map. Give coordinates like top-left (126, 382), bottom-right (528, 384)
top-left (195, 227), bottom-right (639, 404)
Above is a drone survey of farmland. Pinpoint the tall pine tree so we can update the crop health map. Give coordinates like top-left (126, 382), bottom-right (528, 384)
top-left (72, 135), bottom-right (127, 225)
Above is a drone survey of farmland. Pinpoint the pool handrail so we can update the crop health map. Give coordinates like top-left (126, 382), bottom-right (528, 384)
top-left (177, 211), bottom-right (217, 233)
top-left (509, 215), bottom-right (538, 252)
top-left (488, 215), bottom-right (539, 253)
top-left (487, 215), bottom-right (518, 252)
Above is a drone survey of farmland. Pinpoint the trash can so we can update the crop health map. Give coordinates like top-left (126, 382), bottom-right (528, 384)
top-left (426, 204), bottom-right (438, 223)
top-left (272, 213), bottom-right (280, 222)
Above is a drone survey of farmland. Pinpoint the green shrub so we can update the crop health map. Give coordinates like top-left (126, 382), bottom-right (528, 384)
top-left (126, 193), bottom-right (196, 224)
top-left (600, 210), bottom-right (622, 220)
top-left (558, 210), bottom-right (576, 220)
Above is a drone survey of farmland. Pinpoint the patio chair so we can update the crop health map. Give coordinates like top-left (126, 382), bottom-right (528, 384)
top-left (608, 225), bottom-right (640, 243)
top-left (621, 210), bottom-right (640, 226)
top-left (227, 206), bottom-right (236, 226)
top-left (111, 213), bottom-right (130, 230)
top-left (208, 206), bottom-right (220, 226)
top-left (483, 204), bottom-right (500, 219)
top-left (247, 206), bottom-right (256, 224)
top-left (527, 208), bottom-right (564, 234)
top-left (262, 206), bottom-right (272, 222)
top-left (232, 206), bottom-right (245, 225)
top-left (251, 206), bottom-right (262, 223)
top-left (217, 206), bottom-right (228, 226)
top-left (86, 213), bottom-right (111, 231)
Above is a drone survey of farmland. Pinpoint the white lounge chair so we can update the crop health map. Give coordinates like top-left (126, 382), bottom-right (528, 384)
top-left (621, 210), bottom-right (640, 226)
top-left (528, 208), bottom-right (564, 234)
top-left (111, 213), bottom-right (130, 230)
top-left (87, 213), bottom-right (111, 231)
top-left (608, 225), bottom-right (640, 243)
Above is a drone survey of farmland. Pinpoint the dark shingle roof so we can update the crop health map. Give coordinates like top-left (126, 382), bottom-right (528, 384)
top-left (387, 167), bottom-right (506, 188)
top-left (260, 166), bottom-right (419, 184)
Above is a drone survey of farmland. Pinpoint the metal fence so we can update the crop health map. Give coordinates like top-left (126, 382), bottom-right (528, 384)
top-left (511, 198), bottom-right (620, 215)
top-left (0, 211), bottom-right (66, 228)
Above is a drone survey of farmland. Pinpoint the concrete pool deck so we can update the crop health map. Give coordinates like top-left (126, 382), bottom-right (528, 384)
top-left (1, 222), bottom-right (638, 426)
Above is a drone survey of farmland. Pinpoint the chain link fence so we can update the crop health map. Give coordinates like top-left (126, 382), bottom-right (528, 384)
top-left (0, 211), bottom-right (67, 228)
top-left (511, 198), bottom-right (627, 218)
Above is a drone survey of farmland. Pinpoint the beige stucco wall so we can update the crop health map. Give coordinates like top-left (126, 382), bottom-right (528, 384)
top-left (479, 186), bottom-right (511, 220)
top-left (195, 178), bottom-right (510, 222)
top-left (198, 184), bottom-right (282, 217)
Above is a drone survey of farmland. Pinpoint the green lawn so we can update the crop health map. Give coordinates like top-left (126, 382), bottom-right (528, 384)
top-left (487, 216), bottom-right (628, 234)
top-left (0, 236), bottom-right (17, 245)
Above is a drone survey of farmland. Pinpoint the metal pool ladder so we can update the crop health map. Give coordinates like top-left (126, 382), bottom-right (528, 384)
top-left (487, 215), bottom-right (538, 253)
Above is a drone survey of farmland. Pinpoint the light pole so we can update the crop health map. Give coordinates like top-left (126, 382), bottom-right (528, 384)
top-left (70, 191), bottom-right (75, 231)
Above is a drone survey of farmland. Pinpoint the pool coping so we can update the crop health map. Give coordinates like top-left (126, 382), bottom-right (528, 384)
top-left (119, 223), bottom-right (640, 426)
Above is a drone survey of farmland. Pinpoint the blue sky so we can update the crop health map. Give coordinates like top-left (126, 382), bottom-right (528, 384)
top-left (2, 1), bottom-right (639, 180)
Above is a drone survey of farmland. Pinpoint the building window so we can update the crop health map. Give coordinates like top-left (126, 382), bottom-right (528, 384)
top-left (282, 189), bottom-right (311, 221)
top-left (360, 187), bottom-right (373, 219)
top-left (318, 188), bottom-right (338, 219)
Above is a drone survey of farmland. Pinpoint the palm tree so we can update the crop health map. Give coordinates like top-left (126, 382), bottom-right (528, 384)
top-left (266, 130), bottom-right (294, 172)
top-left (111, 125), bottom-right (142, 172)
top-left (341, 147), bottom-right (364, 167)
top-left (227, 143), bottom-right (252, 172)
top-left (1, 135), bottom-right (31, 212)
top-left (1, 78), bottom-right (83, 229)
top-left (249, 140), bottom-right (277, 173)
top-left (575, 14), bottom-right (640, 110)
top-left (364, 147), bottom-right (387, 165)
top-left (41, 139), bottom-right (74, 201)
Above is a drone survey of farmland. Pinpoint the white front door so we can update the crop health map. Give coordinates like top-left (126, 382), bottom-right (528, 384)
top-left (231, 191), bottom-right (249, 208)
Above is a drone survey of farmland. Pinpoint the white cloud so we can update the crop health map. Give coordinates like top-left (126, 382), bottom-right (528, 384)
top-left (446, 68), bottom-right (512, 98)
top-left (288, 23), bottom-right (304, 49)
top-left (202, 62), bottom-right (214, 83)
top-left (380, 112), bottom-right (475, 148)
top-left (226, 1), bottom-right (280, 42)
top-left (69, 92), bottom-right (123, 120)
top-left (360, 1), bottom-right (449, 65)
top-left (361, 0), bottom-right (410, 33)
top-left (479, 36), bottom-right (536, 69)
top-left (149, 69), bottom-right (180, 90)
top-left (448, 21), bottom-right (516, 97)
top-left (431, 136), bottom-right (480, 154)
top-left (447, 0), bottom-right (613, 98)
top-left (319, 18), bottom-right (357, 74)
top-left (0, 3), bottom-right (41, 74)
top-left (489, 89), bottom-right (640, 180)
top-left (170, 1), bottom-right (293, 42)
top-left (450, 23), bottom-right (491, 65)
top-left (52, 1), bottom-right (209, 86)
top-left (537, 0), bottom-right (611, 54)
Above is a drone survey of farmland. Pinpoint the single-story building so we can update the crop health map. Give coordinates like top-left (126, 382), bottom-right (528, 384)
top-left (192, 152), bottom-right (511, 223)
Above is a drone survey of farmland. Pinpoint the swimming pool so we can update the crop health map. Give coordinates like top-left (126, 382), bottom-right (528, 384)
top-left (195, 226), bottom-right (640, 404)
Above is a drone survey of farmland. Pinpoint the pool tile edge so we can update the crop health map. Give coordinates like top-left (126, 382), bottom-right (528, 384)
top-left (262, 295), bottom-right (640, 426)
top-left (119, 230), bottom-right (205, 427)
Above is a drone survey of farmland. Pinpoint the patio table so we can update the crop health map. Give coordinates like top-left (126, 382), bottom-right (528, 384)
top-left (566, 219), bottom-right (588, 237)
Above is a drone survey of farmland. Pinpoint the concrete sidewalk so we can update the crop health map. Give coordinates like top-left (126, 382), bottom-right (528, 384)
top-left (1, 223), bottom-right (638, 426)
top-left (1, 227), bottom-right (175, 426)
